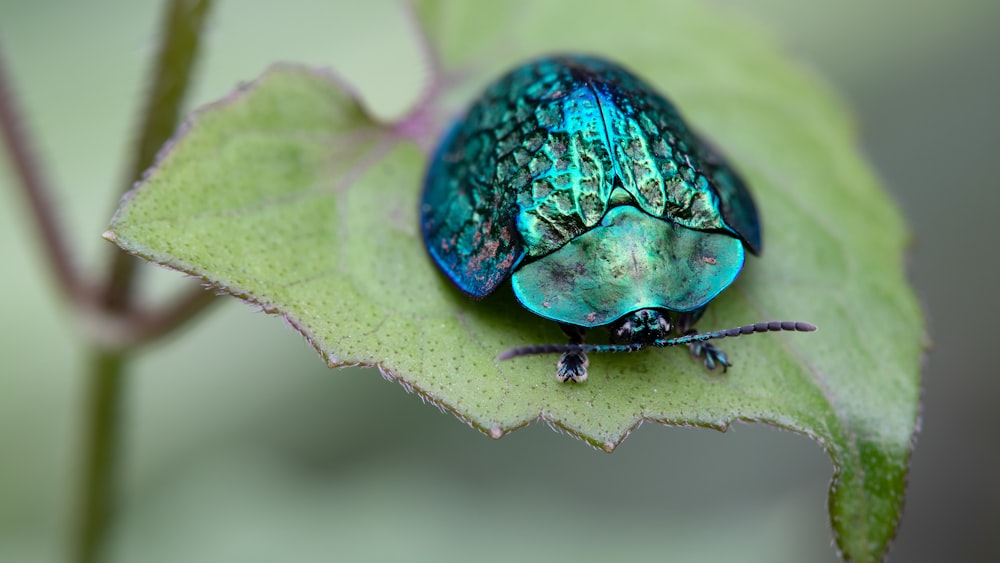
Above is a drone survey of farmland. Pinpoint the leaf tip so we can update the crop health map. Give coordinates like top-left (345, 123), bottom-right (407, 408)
top-left (488, 425), bottom-right (504, 439)
top-left (102, 229), bottom-right (117, 243)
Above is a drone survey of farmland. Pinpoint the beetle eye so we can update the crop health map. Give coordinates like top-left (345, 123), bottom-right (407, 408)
top-left (656, 314), bottom-right (672, 337)
top-left (611, 320), bottom-right (634, 342)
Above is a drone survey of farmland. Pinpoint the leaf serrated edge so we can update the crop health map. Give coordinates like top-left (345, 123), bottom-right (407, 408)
top-left (108, 63), bottom-right (375, 229)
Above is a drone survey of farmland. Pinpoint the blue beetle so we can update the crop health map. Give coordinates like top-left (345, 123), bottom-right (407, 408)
top-left (421, 55), bottom-right (813, 382)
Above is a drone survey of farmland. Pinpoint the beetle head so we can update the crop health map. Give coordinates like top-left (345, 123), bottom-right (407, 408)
top-left (609, 309), bottom-right (672, 345)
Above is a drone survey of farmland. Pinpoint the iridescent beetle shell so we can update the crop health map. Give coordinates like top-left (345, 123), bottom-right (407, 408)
top-left (421, 55), bottom-right (812, 382)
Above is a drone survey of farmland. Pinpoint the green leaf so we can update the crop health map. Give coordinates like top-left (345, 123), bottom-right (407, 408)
top-left (105, 1), bottom-right (924, 561)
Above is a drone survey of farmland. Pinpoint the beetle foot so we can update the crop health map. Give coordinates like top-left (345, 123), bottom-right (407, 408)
top-left (688, 339), bottom-right (731, 372)
top-left (557, 351), bottom-right (589, 382)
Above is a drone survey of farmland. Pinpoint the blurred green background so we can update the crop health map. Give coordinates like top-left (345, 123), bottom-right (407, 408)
top-left (1, 0), bottom-right (996, 561)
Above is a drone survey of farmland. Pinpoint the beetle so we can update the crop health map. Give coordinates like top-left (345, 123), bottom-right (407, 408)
top-left (421, 55), bottom-right (813, 382)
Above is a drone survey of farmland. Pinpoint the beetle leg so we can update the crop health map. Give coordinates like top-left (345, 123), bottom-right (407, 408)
top-left (676, 309), bottom-right (732, 372)
top-left (556, 324), bottom-right (589, 382)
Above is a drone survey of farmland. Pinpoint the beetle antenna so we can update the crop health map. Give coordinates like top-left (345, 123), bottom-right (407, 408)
top-left (497, 321), bottom-right (816, 361)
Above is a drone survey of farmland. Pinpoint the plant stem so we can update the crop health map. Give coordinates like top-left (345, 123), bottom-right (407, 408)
top-left (103, 0), bottom-right (214, 312)
top-left (4, 0), bottom-right (218, 559)
top-left (74, 349), bottom-right (126, 563)
top-left (0, 44), bottom-right (89, 304)
top-left (72, 2), bottom-right (215, 562)
top-left (126, 284), bottom-right (219, 348)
